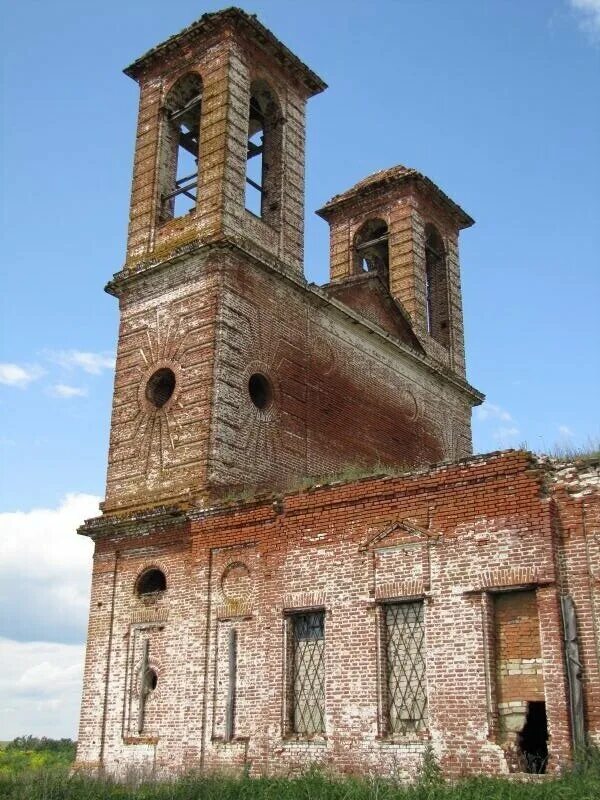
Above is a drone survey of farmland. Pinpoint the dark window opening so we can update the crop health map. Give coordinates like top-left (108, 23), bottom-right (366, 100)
top-left (354, 219), bottom-right (389, 279)
top-left (147, 668), bottom-right (158, 691)
top-left (137, 568), bottom-right (167, 595)
top-left (289, 611), bottom-right (325, 736)
top-left (248, 372), bottom-right (273, 410)
top-left (145, 367), bottom-right (176, 409)
top-left (159, 74), bottom-right (203, 222)
top-left (137, 640), bottom-right (156, 734)
top-left (424, 224), bottom-right (450, 348)
top-left (245, 82), bottom-right (282, 226)
top-left (518, 701), bottom-right (548, 774)
top-left (225, 628), bottom-right (237, 742)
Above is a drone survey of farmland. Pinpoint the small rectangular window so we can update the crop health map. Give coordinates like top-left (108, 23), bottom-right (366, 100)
top-left (384, 601), bottom-right (427, 734)
top-left (288, 611), bottom-right (325, 735)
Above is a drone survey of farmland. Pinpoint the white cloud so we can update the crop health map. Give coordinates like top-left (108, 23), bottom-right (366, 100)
top-left (49, 383), bottom-right (88, 398)
top-left (569, 0), bottom-right (600, 39)
top-left (558, 424), bottom-right (575, 437)
top-left (0, 638), bottom-right (85, 739)
top-left (0, 494), bottom-right (97, 644)
top-left (0, 363), bottom-right (44, 388)
top-left (47, 350), bottom-right (115, 375)
top-left (475, 402), bottom-right (513, 423)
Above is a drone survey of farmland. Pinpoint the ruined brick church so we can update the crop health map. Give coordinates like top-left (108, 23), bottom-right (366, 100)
top-left (75, 8), bottom-right (600, 779)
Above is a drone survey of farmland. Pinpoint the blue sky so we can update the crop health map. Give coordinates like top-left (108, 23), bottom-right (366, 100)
top-left (0, 0), bottom-right (599, 738)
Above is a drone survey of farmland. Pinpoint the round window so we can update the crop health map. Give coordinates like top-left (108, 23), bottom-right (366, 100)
top-left (248, 373), bottom-right (273, 410)
top-left (145, 368), bottom-right (176, 409)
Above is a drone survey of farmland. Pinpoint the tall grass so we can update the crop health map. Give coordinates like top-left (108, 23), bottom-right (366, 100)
top-left (0, 748), bottom-right (599, 800)
top-left (520, 436), bottom-right (600, 462)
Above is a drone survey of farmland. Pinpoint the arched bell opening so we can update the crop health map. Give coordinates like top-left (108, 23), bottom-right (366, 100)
top-left (158, 73), bottom-right (203, 222)
top-left (245, 80), bottom-right (283, 228)
top-left (353, 219), bottom-right (389, 280)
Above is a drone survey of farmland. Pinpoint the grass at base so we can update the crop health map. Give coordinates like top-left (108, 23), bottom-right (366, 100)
top-left (0, 761), bottom-right (599, 800)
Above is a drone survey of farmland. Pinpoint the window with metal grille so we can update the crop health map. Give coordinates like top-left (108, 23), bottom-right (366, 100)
top-left (384, 601), bottom-right (427, 735)
top-left (288, 611), bottom-right (325, 736)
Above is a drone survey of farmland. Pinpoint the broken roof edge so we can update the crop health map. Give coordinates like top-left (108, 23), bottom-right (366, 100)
top-left (123, 7), bottom-right (327, 96)
top-left (316, 165), bottom-right (474, 229)
top-left (79, 449), bottom-right (547, 536)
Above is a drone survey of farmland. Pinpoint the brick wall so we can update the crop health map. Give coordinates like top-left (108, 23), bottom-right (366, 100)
top-left (104, 245), bottom-right (476, 512)
top-left (550, 461), bottom-right (600, 745)
top-left (76, 452), bottom-right (600, 778)
top-left (207, 250), bottom-right (475, 493)
top-left (493, 589), bottom-right (545, 762)
top-left (103, 255), bottom-right (220, 512)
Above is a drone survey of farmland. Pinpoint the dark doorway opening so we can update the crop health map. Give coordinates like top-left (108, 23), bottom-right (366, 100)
top-left (518, 701), bottom-right (548, 774)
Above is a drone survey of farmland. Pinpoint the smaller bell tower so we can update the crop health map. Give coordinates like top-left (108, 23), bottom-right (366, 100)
top-left (317, 166), bottom-right (473, 376)
top-left (123, 8), bottom-right (325, 276)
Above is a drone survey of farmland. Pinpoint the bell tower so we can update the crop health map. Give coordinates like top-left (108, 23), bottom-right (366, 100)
top-left (317, 166), bottom-right (473, 376)
top-left (123, 8), bottom-right (325, 276)
top-left (102, 9), bottom-right (326, 513)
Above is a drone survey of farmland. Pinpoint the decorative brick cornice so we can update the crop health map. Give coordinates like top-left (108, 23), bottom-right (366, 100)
top-left (78, 506), bottom-right (187, 540)
top-left (106, 236), bottom-right (483, 406)
top-left (316, 165), bottom-right (473, 229)
top-left (123, 8), bottom-right (327, 96)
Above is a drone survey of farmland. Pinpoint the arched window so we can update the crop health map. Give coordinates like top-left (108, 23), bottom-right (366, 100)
top-left (353, 219), bottom-right (389, 278)
top-left (245, 81), bottom-right (282, 226)
top-left (136, 567), bottom-right (167, 595)
top-left (424, 224), bottom-right (450, 348)
top-left (158, 73), bottom-right (203, 222)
